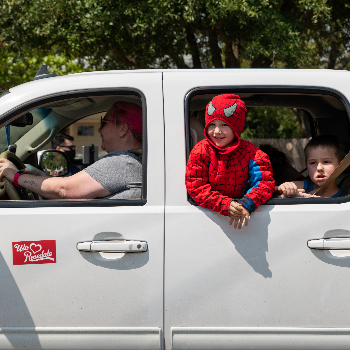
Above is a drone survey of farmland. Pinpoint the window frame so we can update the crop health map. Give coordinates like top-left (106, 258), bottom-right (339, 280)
top-left (185, 85), bottom-right (350, 206)
top-left (0, 88), bottom-right (147, 208)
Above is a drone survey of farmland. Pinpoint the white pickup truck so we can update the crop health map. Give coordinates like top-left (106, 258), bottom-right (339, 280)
top-left (1, 68), bottom-right (350, 350)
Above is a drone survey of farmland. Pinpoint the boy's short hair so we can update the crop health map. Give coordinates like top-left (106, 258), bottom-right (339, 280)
top-left (304, 135), bottom-right (345, 163)
top-left (52, 133), bottom-right (74, 149)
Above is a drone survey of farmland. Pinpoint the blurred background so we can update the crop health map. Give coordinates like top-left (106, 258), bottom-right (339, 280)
top-left (1, 0), bottom-right (349, 164)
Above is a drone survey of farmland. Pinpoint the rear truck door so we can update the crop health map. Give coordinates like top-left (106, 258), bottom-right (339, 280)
top-left (163, 69), bottom-right (350, 350)
top-left (0, 72), bottom-right (164, 350)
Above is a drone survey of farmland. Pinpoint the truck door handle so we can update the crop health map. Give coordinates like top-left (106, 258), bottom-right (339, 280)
top-left (76, 240), bottom-right (148, 252)
top-left (308, 238), bottom-right (350, 250)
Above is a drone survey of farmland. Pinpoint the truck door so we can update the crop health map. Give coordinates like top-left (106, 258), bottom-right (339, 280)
top-left (0, 72), bottom-right (164, 350)
top-left (163, 70), bottom-right (350, 350)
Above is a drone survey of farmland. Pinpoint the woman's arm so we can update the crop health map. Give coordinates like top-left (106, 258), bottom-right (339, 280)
top-left (0, 159), bottom-right (110, 199)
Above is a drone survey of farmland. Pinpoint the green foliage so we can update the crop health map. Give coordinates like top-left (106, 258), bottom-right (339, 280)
top-left (0, 0), bottom-right (346, 140)
top-left (0, 48), bottom-right (91, 91)
top-left (241, 107), bottom-right (302, 139)
top-left (304, 0), bottom-right (350, 69)
top-left (0, 0), bottom-right (335, 74)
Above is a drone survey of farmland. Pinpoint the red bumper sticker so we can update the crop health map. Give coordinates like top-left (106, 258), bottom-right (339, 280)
top-left (12, 240), bottom-right (56, 265)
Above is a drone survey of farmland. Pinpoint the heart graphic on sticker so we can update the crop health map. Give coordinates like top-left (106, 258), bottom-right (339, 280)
top-left (30, 243), bottom-right (42, 254)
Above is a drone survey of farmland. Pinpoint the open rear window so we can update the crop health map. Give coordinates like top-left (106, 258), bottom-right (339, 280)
top-left (185, 87), bottom-right (350, 205)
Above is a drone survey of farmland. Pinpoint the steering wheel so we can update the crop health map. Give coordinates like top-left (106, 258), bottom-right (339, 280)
top-left (0, 151), bottom-right (38, 200)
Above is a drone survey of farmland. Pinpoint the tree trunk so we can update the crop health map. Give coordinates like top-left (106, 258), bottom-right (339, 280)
top-left (327, 40), bottom-right (340, 69)
top-left (224, 38), bottom-right (240, 68)
top-left (208, 27), bottom-right (223, 68)
top-left (186, 26), bottom-right (202, 68)
top-left (327, 39), bottom-right (340, 69)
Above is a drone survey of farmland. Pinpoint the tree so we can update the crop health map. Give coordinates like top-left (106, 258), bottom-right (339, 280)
top-left (299, 0), bottom-right (350, 70)
top-left (241, 107), bottom-right (302, 139)
top-left (0, 47), bottom-right (90, 92)
top-left (0, 0), bottom-right (333, 76)
top-left (1, 0), bottom-right (350, 146)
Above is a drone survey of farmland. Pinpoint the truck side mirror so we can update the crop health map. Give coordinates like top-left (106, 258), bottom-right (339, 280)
top-left (38, 150), bottom-right (70, 177)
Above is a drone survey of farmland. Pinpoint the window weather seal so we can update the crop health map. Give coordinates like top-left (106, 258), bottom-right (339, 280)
top-left (0, 199), bottom-right (147, 208)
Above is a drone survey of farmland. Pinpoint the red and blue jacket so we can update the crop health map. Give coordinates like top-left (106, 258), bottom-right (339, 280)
top-left (185, 94), bottom-right (275, 215)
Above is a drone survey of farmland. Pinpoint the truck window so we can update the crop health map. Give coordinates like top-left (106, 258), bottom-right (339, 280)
top-left (0, 91), bottom-right (147, 207)
top-left (186, 89), bottom-right (350, 204)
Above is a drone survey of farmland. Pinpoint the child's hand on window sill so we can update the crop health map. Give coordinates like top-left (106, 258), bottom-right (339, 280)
top-left (229, 201), bottom-right (249, 229)
top-left (278, 182), bottom-right (319, 198)
top-left (278, 182), bottom-right (300, 198)
top-left (229, 200), bottom-right (243, 215)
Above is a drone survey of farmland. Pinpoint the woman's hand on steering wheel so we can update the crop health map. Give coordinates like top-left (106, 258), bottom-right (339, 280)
top-left (0, 158), bottom-right (18, 181)
top-left (0, 151), bottom-right (40, 201)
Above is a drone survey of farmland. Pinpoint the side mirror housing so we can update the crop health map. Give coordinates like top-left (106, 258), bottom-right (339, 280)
top-left (38, 150), bottom-right (70, 177)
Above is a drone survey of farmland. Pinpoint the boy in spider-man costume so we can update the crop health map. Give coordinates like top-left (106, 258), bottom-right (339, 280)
top-left (185, 94), bottom-right (275, 229)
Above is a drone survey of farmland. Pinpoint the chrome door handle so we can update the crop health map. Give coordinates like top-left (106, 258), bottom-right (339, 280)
top-left (308, 237), bottom-right (350, 250)
top-left (77, 240), bottom-right (148, 252)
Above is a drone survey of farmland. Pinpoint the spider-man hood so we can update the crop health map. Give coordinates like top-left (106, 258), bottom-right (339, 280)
top-left (204, 94), bottom-right (247, 155)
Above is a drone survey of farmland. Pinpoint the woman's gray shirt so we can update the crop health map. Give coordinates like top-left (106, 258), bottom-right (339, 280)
top-left (84, 151), bottom-right (142, 199)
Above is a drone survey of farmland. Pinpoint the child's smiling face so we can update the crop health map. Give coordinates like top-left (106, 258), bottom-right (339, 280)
top-left (207, 119), bottom-right (236, 148)
top-left (307, 146), bottom-right (339, 187)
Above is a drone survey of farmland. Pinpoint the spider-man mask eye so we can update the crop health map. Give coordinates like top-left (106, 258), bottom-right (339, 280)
top-left (223, 102), bottom-right (237, 118)
top-left (207, 102), bottom-right (216, 116)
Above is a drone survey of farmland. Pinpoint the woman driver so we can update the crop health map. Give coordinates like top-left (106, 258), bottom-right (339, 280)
top-left (0, 101), bottom-right (142, 200)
